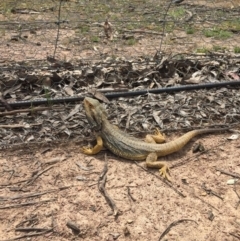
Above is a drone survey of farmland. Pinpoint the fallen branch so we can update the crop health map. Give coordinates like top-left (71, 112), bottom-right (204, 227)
top-left (0, 186), bottom-right (71, 201)
top-left (0, 180), bottom-right (26, 189)
top-left (0, 198), bottom-right (56, 209)
top-left (158, 219), bottom-right (197, 241)
top-left (15, 227), bottom-right (50, 232)
top-left (171, 140), bottom-right (227, 169)
top-left (229, 232), bottom-right (240, 240)
top-left (0, 190), bottom-right (54, 201)
top-left (201, 183), bottom-right (223, 200)
top-left (0, 106), bottom-right (63, 116)
top-left (0, 229), bottom-right (53, 241)
top-left (98, 154), bottom-right (118, 216)
top-left (216, 168), bottom-right (240, 179)
top-left (127, 186), bottom-right (136, 202)
top-left (134, 161), bottom-right (186, 198)
top-left (19, 166), bottom-right (54, 190)
top-left (0, 123), bottom-right (42, 129)
top-left (0, 97), bottom-right (12, 111)
top-left (193, 195), bottom-right (219, 212)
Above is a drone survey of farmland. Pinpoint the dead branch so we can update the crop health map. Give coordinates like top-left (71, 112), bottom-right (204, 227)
top-left (0, 106), bottom-right (63, 116)
top-left (0, 229), bottom-right (53, 241)
top-left (0, 190), bottom-right (54, 201)
top-left (1, 186), bottom-right (71, 201)
top-left (193, 195), bottom-right (219, 212)
top-left (0, 97), bottom-right (12, 111)
top-left (15, 227), bottom-right (50, 232)
top-left (216, 168), bottom-right (240, 179)
top-left (66, 221), bottom-right (80, 235)
top-left (0, 198), bottom-right (56, 209)
top-left (127, 186), bottom-right (136, 202)
top-left (0, 123), bottom-right (42, 128)
top-left (171, 140), bottom-right (227, 169)
top-left (158, 219), bottom-right (197, 241)
top-left (201, 183), bottom-right (223, 200)
top-left (98, 154), bottom-right (118, 216)
top-left (19, 166), bottom-right (54, 190)
top-left (229, 232), bottom-right (240, 240)
top-left (134, 161), bottom-right (186, 198)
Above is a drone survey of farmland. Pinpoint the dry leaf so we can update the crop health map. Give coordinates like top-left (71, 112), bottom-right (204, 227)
top-left (64, 86), bottom-right (74, 96)
top-left (227, 134), bottom-right (239, 140)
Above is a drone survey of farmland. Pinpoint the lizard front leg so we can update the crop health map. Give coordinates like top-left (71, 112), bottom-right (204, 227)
top-left (81, 135), bottom-right (103, 155)
top-left (146, 152), bottom-right (171, 181)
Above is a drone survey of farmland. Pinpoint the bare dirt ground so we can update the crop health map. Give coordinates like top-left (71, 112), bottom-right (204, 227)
top-left (0, 0), bottom-right (240, 240)
top-left (0, 130), bottom-right (240, 241)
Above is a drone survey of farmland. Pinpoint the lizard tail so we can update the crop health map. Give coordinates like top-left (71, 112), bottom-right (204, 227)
top-left (157, 128), bottom-right (228, 157)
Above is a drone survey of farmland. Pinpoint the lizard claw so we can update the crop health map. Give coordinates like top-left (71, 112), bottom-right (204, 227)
top-left (81, 146), bottom-right (94, 155)
top-left (154, 128), bottom-right (161, 135)
top-left (159, 166), bottom-right (171, 182)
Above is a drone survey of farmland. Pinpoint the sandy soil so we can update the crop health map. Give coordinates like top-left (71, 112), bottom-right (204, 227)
top-left (0, 1), bottom-right (240, 240)
top-left (0, 131), bottom-right (240, 241)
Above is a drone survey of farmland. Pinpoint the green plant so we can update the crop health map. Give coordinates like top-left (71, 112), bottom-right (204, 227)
top-left (203, 28), bottom-right (232, 39)
top-left (185, 26), bottom-right (195, 34)
top-left (220, 19), bottom-right (240, 31)
top-left (78, 24), bottom-right (90, 33)
top-left (43, 87), bottom-right (52, 106)
top-left (169, 7), bottom-right (185, 19)
top-left (212, 45), bottom-right (226, 52)
top-left (126, 38), bottom-right (137, 45)
top-left (196, 47), bottom-right (209, 54)
top-left (91, 36), bottom-right (100, 42)
top-left (234, 46), bottom-right (240, 53)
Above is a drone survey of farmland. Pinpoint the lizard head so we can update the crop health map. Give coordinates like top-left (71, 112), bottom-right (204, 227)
top-left (83, 97), bottom-right (107, 131)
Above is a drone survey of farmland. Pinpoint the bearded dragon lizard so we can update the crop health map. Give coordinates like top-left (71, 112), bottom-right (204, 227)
top-left (81, 97), bottom-right (228, 181)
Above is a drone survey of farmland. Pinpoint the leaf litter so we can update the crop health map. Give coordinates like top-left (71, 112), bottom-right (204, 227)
top-left (0, 54), bottom-right (240, 241)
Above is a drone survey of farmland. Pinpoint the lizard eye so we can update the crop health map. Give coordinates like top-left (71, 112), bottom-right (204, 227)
top-left (89, 103), bottom-right (94, 109)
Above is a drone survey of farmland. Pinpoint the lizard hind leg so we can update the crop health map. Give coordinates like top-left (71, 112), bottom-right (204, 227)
top-left (146, 152), bottom-right (171, 181)
top-left (81, 135), bottom-right (103, 155)
top-left (145, 128), bottom-right (165, 144)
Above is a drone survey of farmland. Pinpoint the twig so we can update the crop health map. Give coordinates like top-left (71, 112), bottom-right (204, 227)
top-left (0, 190), bottom-right (53, 201)
top-left (0, 97), bottom-right (12, 111)
top-left (158, 1), bottom-right (172, 52)
top-left (0, 123), bottom-right (42, 128)
top-left (0, 107), bottom-right (63, 116)
top-left (134, 161), bottom-right (186, 198)
top-left (127, 186), bottom-right (136, 202)
top-left (0, 229), bottom-right (53, 241)
top-left (216, 168), bottom-right (240, 179)
top-left (53, 0), bottom-right (63, 57)
top-left (16, 215), bottom-right (38, 228)
top-left (201, 183), bottom-right (223, 200)
top-left (229, 232), bottom-right (240, 240)
top-left (0, 180), bottom-right (26, 189)
top-left (193, 195), bottom-right (219, 212)
top-left (0, 198), bottom-right (56, 209)
top-left (171, 140), bottom-right (227, 169)
top-left (88, 177), bottom-right (114, 187)
top-left (19, 166), bottom-right (54, 190)
top-left (15, 227), bottom-right (50, 232)
top-left (98, 154), bottom-right (118, 216)
top-left (158, 219), bottom-right (197, 241)
top-left (75, 162), bottom-right (94, 171)
top-left (0, 186), bottom-right (71, 201)
top-left (66, 221), bottom-right (80, 235)
top-left (233, 183), bottom-right (240, 209)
